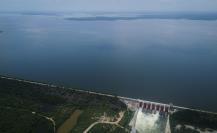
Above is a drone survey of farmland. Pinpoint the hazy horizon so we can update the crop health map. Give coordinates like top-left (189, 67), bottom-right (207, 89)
top-left (1, 0), bottom-right (217, 12)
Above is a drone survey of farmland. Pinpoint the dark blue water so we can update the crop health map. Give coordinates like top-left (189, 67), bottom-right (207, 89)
top-left (0, 13), bottom-right (217, 111)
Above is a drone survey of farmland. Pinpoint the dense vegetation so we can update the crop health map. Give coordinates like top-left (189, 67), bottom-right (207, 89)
top-left (0, 77), bottom-right (127, 133)
top-left (0, 107), bottom-right (53, 133)
top-left (119, 110), bottom-right (134, 132)
top-left (170, 109), bottom-right (217, 133)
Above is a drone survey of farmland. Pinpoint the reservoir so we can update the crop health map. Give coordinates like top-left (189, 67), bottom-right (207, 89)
top-left (0, 13), bottom-right (217, 111)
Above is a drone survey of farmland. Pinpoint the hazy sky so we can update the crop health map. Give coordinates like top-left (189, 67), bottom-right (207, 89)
top-left (0, 0), bottom-right (217, 12)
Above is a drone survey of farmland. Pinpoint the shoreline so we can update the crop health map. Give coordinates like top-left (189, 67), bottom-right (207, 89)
top-left (0, 75), bottom-right (217, 115)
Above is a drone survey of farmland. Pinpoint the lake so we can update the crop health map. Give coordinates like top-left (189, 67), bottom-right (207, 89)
top-left (0, 13), bottom-right (217, 111)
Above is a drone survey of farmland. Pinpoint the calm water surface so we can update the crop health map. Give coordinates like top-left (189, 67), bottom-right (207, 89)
top-left (0, 14), bottom-right (217, 111)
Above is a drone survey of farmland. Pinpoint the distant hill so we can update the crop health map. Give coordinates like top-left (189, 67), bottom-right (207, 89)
top-left (65, 12), bottom-right (217, 21)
